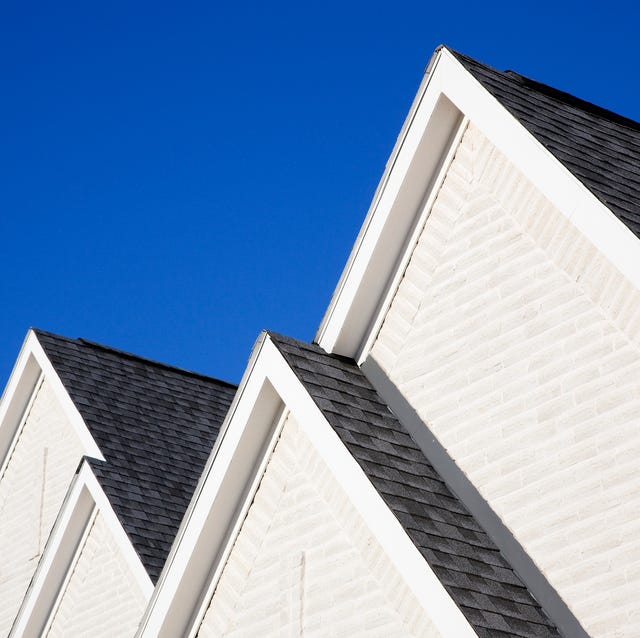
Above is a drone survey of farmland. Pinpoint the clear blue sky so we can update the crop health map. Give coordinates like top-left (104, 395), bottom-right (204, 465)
top-left (1, 1), bottom-right (639, 386)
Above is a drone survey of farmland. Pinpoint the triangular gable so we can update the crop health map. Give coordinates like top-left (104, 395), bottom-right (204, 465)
top-left (317, 46), bottom-right (640, 360)
top-left (270, 334), bottom-right (559, 637)
top-left (198, 409), bottom-right (444, 637)
top-left (139, 331), bottom-right (559, 637)
top-left (0, 330), bottom-right (151, 636)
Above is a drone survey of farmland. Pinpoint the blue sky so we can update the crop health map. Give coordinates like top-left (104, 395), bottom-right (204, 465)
top-left (1, 1), bottom-right (639, 386)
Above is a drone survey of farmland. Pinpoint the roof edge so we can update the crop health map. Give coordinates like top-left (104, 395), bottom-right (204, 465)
top-left (449, 48), bottom-right (640, 132)
top-left (33, 328), bottom-right (237, 388)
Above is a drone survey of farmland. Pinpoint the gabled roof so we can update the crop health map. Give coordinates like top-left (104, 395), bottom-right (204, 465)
top-left (317, 45), bottom-right (640, 357)
top-left (269, 333), bottom-right (559, 638)
top-left (34, 330), bottom-right (237, 583)
top-left (452, 48), bottom-right (640, 238)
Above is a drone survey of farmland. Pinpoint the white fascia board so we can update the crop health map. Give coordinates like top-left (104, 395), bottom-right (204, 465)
top-left (0, 329), bottom-right (104, 478)
top-left (81, 462), bottom-right (154, 598)
top-left (0, 332), bottom-right (44, 472)
top-left (39, 506), bottom-right (98, 638)
top-left (27, 330), bottom-right (105, 461)
top-left (356, 113), bottom-right (470, 365)
top-left (137, 332), bottom-right (282, 637)
top-left (316, 58), bottom-right (438, 347)
top-left (316, 48), bottom-right (458, 356)
top-left (185, 407), bottom-right (290, 638)
top-left (10, 460), bottom-right (152, 637)
top-left (141, 333), bottom-right (477, 638)
top-left (9, 466), bottom-right (94, 638)
top-left (317, 46), bottom-right (640, 360)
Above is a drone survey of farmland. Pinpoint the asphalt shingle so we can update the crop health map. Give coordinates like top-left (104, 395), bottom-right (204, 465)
top-left (450, 48), bottom-right (640, 238)
top-left (35, 329), bottom-right (236, 584)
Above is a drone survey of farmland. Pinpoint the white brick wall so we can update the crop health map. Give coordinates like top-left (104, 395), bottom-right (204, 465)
top-left (0, 379), bottom-right (85, 636)
top-left (197, 414), bottom-right (442, 638)
top-left (372, 122), bottom-right (640, 637)
top-left (46, 510), bottom-right (147, 638)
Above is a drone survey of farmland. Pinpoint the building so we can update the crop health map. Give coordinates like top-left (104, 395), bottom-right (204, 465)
top-left (1, 45), bottom-right (639, 637)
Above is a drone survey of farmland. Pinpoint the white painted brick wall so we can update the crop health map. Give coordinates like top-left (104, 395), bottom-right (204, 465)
top-left (46, 510), bottom-right (147, 638)
top-left (197, 414), bottom-right (442, 638)
top-left (372, 122), bottom-right (640, 638)
top-left (0, 379), bottom-right (85, 636)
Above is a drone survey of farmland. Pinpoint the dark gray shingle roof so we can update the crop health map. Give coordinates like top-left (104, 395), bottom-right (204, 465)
top-left (35, 329), bottom-right (236, 584)
top-left (451, 48), bottom-right (640, 238)
top-left (269, 332), bottom-right (559, 638)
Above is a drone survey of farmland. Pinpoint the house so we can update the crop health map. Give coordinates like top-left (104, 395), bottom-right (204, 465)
top-left (1, 45), bottom-right (639, 637)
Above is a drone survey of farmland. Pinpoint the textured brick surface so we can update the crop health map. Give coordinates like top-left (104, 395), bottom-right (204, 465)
top-left (197, 414), bottom-right (442, 638)
top-left (46, 511), bottom-right (147, 638)
top-left (0, 379), bottom-right (85, 636)
top-left (372, 122), bottom-right (640, 637)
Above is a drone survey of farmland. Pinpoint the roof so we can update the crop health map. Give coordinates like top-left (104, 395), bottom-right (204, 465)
top-left (450, 48), bottom-right (640, 238)
top-left (34, 329), bottom-right (237, 583)
top-left (269, 332), bottom-right (559, 638)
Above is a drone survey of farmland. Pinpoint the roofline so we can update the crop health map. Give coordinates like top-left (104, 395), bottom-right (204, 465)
top-left (448, 47), bottom-right (640, 133)
top-left (138, 332), bottom-right (477, 638)
top-left (315, 46), bottom-right (640, 360)
top-left (314, 46), bottom-right (447, 352)
top-left (33, 329), bottom-right (237, 388)
top-left (0, 330), bottom-right (154, 635)
top-left (135, 330), bottom-right (275, 636)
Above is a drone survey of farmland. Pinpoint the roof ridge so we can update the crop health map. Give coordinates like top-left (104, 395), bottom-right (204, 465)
top-left (33, 328), bottom-right (237, 389)
top-left (504, 71), bottom-right (640, 133)
top-left (77, 338), bottom-right (237, 388)
top-left (448, 47), bottom-right (640, 132)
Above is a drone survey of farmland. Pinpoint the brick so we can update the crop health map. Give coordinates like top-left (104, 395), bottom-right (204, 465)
top-left (372, 124), bottom-right (640, 638)
top-left (197, 415), bottom-right (442, 637)
top-left (47, 511), bottom-right (147, 638)
top-left (0, 380), bottom-right (85, 635)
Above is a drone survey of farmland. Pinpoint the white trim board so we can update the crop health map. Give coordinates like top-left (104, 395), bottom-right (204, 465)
top-left (9, 460), bottom-right (153, 637)
top-left (0, 329), bottom-right (105, 465)
top-left (27, 331), bottom-right (105, 461)
top-left (0, 330), bottom-right (151, 635)
top-left (185, 407), bottom-right (290, 638)
top-left (0, 370), bottom-right (44, 482)
top-left (316, 46), bottom-right (640, 360)
top-left (136, 333), bottom-right (285, 637)
top-left (137, 333), bottom-right (477, 638)
top-left (81, 461), bottom-right (155, 597)
top-left (9, 468), bottom-right (94, 638)
top-left (0, 332), bottom-right (46, 474)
